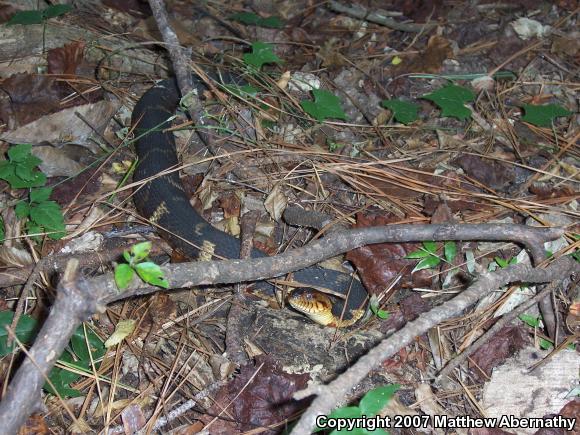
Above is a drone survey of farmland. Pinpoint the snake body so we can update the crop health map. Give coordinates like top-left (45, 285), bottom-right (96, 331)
top-left (131, 75), bottom-right (368, 326)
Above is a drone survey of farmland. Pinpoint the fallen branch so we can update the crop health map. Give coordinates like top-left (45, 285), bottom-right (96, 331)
top-left (0, 223), bottom-right (567, 432)
top-left (327, 1), bottom-right (437, 33)
top-left (290, 256), bottom-right (579, 435)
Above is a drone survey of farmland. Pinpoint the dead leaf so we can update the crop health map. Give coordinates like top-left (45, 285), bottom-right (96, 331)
top-left (346, 213), bottom-right (430, 297)
top-left (264, 184), bottom-right (287, 222)
top-left (454, 154), bottom-right (515, 191)
top-left (1, 100), bottom-right (120, 153)
top-left (17, 413), bottom-right (50, 435)
top-left (277, 70), bottom-right (291, 90)
top-left (0, 74), bottom-right (61, 128)
top-left (469, 325), bottom-right (528, 379)
top-left (32, 145), bottom-right (84, 177)
top-left (47, 41), bottom-right (86, 75)
top-left (201, 355), bottom-right (310, 433)
top-left (396, 35), bottom-right (453, 74)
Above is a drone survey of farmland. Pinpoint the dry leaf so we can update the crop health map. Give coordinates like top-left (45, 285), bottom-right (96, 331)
top-left (1, 100), bottom-right (120, 153)
top-left (264, 184), bottom-right (287, 222)
top-left (32, 145), bottom-right (84, 177)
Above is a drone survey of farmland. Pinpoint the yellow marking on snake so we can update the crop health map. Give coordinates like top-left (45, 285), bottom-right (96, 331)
top-left (164, 175), bottom-right (185, 192)
top-left (198, 239), bottom-right (216, 261)
top-left (288, 289), bottom-right (364, 328)
top-left (149, 201), bottom-right (169, 224)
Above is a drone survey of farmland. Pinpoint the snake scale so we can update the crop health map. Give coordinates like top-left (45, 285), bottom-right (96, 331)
top-left (131, 74), bottom-right (368, 327)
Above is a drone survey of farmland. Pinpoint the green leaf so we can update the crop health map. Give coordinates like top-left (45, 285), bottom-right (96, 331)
top-left (0, 161), bottom-right (12, 179)
top-left (301, 89), bottom-right (347, 122)
top-left (423, 240), bottom-right (438, 253)
top-left (0, 311), bottom-right (40, 356)
top-left (494, 256), bottom-right (508, 268)
top-left (7, 144), bottom-right (34, 162)
top-left (29, 201), bottom-right (66, 239)
top-left (45, 351), bottom-right (83, 398)
top-left (231, 11), bottom-right (261, 24)
top-left (15, 161), bottom-right (41, 181)
top-left (242, 41), bottom-right (282, 69)
top-left (405, 249), bottom-right (431, 259)
top-left (369, 295), bottom-right (390, 319)
top-left (135, 262), bottom-right (169, 289)
top-left (413, 255), bottom-right (440, 272)
top-left (0, 146), bottom-right (47, 188)
top-left (4, 168), bottom-right (46, 189)
top-left (422, 84), bottom-right (475, 120)
top-left (70, 325), bottom-right (105, 362)
top-left (128, 241), bottom-right (152, 264)
top-left (521, 104), bottom-right (572, 127)
top-left (6, 10), bottom-right (44, 25)
top-left (381, 99), bottom-right (419, 124)
top-left (518, 314), bottom-right (541, 328)
top-left (114, 264), bottom-right (134, 290)
top-left (30, 187), bottom-right (52, 203)
top-left (15, 201), bottom-right (30, 219)
top-left (444, 241), bottom-right (457, 262)
top-left (359, 384), bottom-right (400, 416)
top-left (259, 16), bottom-right (283, 28)
top-left (26, 222), bottom-right (44, 241)
top-left (539, 338), bottom-right (553, 350)
top-left (371, 305), bottom-right (390, 319)
top-left (231, 12), bottom-right (283, 28)
top-left (43, 4), bottom-right (72, 19)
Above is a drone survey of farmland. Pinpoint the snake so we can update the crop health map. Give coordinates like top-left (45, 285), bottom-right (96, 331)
top-left (131, 74), bottom-right (368, 327)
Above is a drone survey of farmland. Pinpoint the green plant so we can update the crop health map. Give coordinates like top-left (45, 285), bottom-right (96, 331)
top-left (15, 187), bottom-right (66, 240)
top-left (315, 384), bottom-right (400, 434)
top-left (6, 4), bottom-right (72, 25)
top-left (0, 311), bottom-right (105, 397)
top-left (406, 241), bottom-right (457, 272)
top-left (243, 41), bottom-right (283, 69)
top-left (490, 256), bottom-right (518, 270)
top-left (381, 99), bottom-right (420, 124)
top-left (301, 89), bottom-right (347, 122)
top-left (369, 295), bottom-right (389, 320)
top-left (0, 144), bottom-right (47, 188)
top-left (230, 12), bottom-right (283, 28)
top-left (114, 242), bottom-right (169, 290)
top-left (521, 104), bottom-right (572, 127)
top-left (421, 84), bottom-right (475, 120)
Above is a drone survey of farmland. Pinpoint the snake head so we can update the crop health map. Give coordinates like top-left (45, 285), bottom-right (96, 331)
top-left (287, 288), bottom-right (339, 327)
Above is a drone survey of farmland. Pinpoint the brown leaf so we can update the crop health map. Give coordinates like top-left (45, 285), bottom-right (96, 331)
top-left (0, 74), bottom-right (61, 129)
top-left (219, 193), bottom-right (241, 219)
top-left (202, 355), bottom-right (310, 433)
top-left (47, 41), bottom-right (86, 76)
top-left (1, 100), bottom-right (119, 152)
top-left (454, 154), bottom-right (515, 191)
top-left (346, 212), bottom-right (426, 297)
top-left (32, 145), bottom-right (84, 177)
top-left (469, 325), bottom-right (528, 379)
top-left (396, 35), bottom-right (453, 74)
top-left (558, 400), bottom-right (580, 433)
top-left (17, 414), bottom-right (49, 435)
